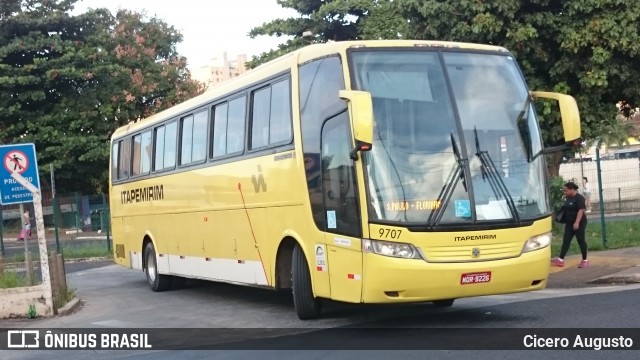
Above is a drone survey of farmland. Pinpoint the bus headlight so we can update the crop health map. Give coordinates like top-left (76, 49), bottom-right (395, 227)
top-left (522, 232), bottom-right (551, 253)
top-left (362, 239), bottom-right (423, 259)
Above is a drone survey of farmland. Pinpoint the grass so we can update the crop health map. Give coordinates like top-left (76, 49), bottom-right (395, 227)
top-left (60, 244), bottom-right (112, 259)
top-left (2, 243), bottom-right (112, 264)
top-left (54, 285), bottom-right (77, 309)
top-left (551, 219), bottom-right (640, 256)
top-left (0, 271), bottom-right (28, 288)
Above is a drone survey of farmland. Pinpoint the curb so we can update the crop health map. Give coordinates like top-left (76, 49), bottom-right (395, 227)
top-left (57, 297), bottom-right (82, 316)
top-left (588, 266), bottom-right (640, 285)
top-left (589, 276), bottom-right (640, 285)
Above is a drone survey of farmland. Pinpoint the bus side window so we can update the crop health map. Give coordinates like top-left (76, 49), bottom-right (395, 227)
top-left (180, 114), bottom-right (194, 165)
top-left (140, 131), bottom-right (152, 174)
top-left (251, 86), bottom-right (271, 150)
top-left (192, 110), bottom-right (208, 163)
top-left (111, 141), bottom-right (119, 181)
top-left (164, 122), bottom-right (177, 168)
top-left (227, 96), bottom-right (246, 154)
top-left (270, 79), bottom-right (292, 145)
top-left (118, 138), bottom-right (131, 179)
top-left (211, 102), bottom-right (228, 158)
top-left (154, 125), bottom-right (166, 170)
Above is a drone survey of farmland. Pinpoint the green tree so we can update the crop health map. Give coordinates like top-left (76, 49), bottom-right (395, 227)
top-left (0, 1), bottom-right (204, 194)
top-left (249, 0), bottom-right (640, 176)
top-left (399, 0), bottom-right (640, 175)
top-left (247, 0), bottom-right (399, 68)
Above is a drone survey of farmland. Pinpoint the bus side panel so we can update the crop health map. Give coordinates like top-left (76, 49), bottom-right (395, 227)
top-left (157, 208), bottom-right (269, 286)
top-left (326, 235), bottom-right (363, 303)
top-left (111, 216), bottom-right (130, 268)
top-left (265, 205), bottom-right (332, 296)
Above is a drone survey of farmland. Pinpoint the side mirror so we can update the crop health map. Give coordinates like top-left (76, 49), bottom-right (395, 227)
top-left (531, 91), bottom-right (582, 146)
top-left (339, 90), bottom-right (374, 160)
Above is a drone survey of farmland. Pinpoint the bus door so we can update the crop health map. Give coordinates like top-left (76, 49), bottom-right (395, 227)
top-left (320, 112), bottom-right (364, 302)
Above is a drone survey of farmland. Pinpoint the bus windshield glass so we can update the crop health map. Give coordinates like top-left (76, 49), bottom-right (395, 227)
top-left (350, 49), bottom-right (547, 226)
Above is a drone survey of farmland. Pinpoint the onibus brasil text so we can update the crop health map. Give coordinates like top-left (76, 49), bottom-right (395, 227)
top-left (40, 331), bottom-right (152, 349)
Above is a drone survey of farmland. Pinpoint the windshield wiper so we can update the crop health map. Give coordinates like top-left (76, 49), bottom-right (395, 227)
top-left (427, 133), bottom-right (468, 227)
top-left (474, 128), bottom-right (520, 223)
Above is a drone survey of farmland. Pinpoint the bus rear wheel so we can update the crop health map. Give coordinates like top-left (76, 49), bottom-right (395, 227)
top-left (432, 299), bottom-right (455, 307)
top-left (292, 244), bottom-right (321, 319)
top-left (144, 242), bottom-right (172, 292)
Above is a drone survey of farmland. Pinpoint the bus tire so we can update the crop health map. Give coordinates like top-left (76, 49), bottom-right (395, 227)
top-left (144, 242), bottom-right (172, 292)
top-left (292, 244), bottom-right (321, 319)
top-left (432, 299), bottom-right (455, 307)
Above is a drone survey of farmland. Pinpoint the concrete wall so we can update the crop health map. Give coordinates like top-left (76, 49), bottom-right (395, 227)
top-left (0, 284), bottom-right (53, 318)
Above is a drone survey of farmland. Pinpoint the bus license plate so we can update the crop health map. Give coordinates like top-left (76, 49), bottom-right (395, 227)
top-left (460, 272), bottom-right (491, 285)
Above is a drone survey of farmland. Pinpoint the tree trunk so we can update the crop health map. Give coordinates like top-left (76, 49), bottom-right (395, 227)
top-left (546, 152), bottom-right (563, 179)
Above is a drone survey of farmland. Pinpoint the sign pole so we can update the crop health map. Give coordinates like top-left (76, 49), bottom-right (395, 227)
top-left (0, 206), bottom-right (4, 257)
top-left (12, 172), bottom-right (53, 315)
top-left (19, 202), bottom-right (33, 285)
top-left (51, 164), bottom-right (60, 253)
top-left (0, 143), bottom-right (52, 316)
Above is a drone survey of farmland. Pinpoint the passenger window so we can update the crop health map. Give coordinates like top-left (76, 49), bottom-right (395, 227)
top-left (270, 80), bottom-right (292, 145)
top-left (192, 110), bottom-right (208, 162)
top-left (180, 114), bottom-right (194, 164)
top-left (154, 122), bottom-right (177, 171)
top-left (131, 134), bottom-right (142, 176)
top-left (212, 103), bottom-right (229, 158)
top-left (140, 131), bottom-right (152, 173)
top-left (111, 142), bottom-right (119, 181)
top-left (227, 96), bottom-right (246, 154)
top-left (118, 138), bottom-right (131, 180)
top-left (250, 80), bottom-right (292, 151)
top-left (131, 131), bottom-right (151, 176)
top-left (251, 87), bottom-right (271, 150)
top-left (164, 122), bottom-right (177, 168)
top-left (154, 126), bottom-right (166, 170)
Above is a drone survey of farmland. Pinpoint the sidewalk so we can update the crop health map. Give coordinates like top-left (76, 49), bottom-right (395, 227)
top-left (547, 246), bottom-right (640, 288)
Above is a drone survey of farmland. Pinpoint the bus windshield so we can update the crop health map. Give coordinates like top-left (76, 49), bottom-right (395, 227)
top-left (350, 49), bottom-right (547, 226)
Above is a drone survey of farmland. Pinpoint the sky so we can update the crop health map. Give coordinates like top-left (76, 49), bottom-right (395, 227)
top-left (72, 0), bottom-right (297, 69)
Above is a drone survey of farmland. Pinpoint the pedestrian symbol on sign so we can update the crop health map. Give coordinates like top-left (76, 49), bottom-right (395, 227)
top-left (4, 150), bottom-right (29, 175)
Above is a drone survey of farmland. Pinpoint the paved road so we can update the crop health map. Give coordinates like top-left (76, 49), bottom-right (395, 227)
top-left (2, 263), bottom-right (640, 359)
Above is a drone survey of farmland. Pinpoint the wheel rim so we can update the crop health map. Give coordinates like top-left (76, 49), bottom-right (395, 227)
top-left (147, 250), bottom-right (157, 283)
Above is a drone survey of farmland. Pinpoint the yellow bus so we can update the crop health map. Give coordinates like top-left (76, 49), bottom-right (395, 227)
top-left (109, 40), bottom-right (580, 319)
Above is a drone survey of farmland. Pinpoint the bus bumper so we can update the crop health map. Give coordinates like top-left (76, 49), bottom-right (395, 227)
top-left (361, 246), bottom-right (550, 303)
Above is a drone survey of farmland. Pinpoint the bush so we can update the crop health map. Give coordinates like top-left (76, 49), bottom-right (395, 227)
top-left (549, 176), bottom-right (566, 212)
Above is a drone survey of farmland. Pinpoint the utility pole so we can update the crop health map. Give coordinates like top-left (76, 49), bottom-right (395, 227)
top-left (595, 139), bottom-right (607, 247)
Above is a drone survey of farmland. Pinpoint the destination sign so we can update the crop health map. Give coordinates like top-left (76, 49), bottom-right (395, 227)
top-left (385, 200), bottom-right (442, 211)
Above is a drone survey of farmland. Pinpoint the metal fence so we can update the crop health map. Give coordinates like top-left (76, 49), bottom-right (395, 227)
top-left (559, 157), bottom-right (640, 247)
top-left (0, 192), bottom-right (111, 259)
top-left (560, 158), bottom-right (640, 214)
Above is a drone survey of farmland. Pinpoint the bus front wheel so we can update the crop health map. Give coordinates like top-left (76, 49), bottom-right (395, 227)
top-left (292, 244), bottom-right (321, 319)
top-left (144, 242), bottom-right (172, 292)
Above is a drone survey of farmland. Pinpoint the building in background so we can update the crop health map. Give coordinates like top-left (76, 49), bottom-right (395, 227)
top-left (190, 52), bottom-right (248, 89)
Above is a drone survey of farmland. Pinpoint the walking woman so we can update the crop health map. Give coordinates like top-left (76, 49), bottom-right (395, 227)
top-left (551, 181), bottom-right (589, 268)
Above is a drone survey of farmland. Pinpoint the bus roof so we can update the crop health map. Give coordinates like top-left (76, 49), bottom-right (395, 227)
top-left (111, 40), bottom-right (509, 140)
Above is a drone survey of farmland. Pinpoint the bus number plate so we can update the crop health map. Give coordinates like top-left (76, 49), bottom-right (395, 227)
top-left (460, 272), bottom-right (491, 285)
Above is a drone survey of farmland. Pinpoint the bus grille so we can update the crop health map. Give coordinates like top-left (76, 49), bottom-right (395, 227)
top-left (422, 243), bottom-right (522, 262)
